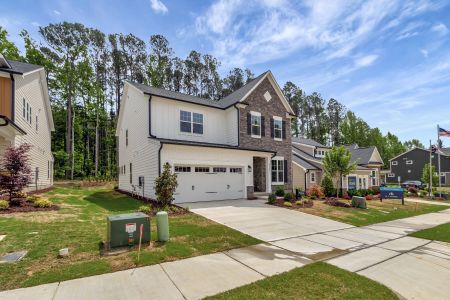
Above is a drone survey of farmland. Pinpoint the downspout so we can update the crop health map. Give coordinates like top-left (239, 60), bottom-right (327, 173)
top-left (305, 169), bottom-right (310, 192)
top-left (148, 95), bottom-right (156, 138)
top-left (10, 74), bottom-right (15, 122)
top-left (158, 143), bottom-right (163, 175)
top-left (233, 104), bottom-right (240, 146)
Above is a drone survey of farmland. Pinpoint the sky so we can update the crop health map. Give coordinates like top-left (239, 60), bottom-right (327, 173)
top-left (2, 0), bottom-right (450, 146)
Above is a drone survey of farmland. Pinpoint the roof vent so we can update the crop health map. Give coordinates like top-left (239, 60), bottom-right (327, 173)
top-left (0, 54), bottom-right (11, 69)
top-left (264, 91), bottom-right (272, 102)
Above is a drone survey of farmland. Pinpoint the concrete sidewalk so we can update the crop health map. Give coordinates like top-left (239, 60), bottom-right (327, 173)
top-left (1, 202), bottom-right (449, 300)
top-left (405, 198), bottom-right (450, 206)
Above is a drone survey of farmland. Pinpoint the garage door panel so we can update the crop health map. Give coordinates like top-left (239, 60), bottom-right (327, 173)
top-left (173, 167), bottom-right (245, 203)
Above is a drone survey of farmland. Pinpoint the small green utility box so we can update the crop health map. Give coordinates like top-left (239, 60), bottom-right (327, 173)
top-left (106, 212), bottom-right (150, 249)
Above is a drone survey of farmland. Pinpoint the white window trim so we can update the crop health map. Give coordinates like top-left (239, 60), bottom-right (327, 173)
top-left (391, 161), bottom-right (398, 166)
top-left (179, 109), bottom-right (204, 136)
top-left (406, 160), bottom-right (413, 165)
top-left (273, 116), bottom-right (282, 141)
top-left (250, 111), bottom-right (261, 139)
top-left (271, 156), bottom-right (284, 185)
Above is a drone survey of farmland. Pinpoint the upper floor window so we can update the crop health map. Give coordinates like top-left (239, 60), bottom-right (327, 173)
top-left (36, 115), bottom-right (38, 131)
top-left (126, 129), bottom-right (128, 146)
top-left (273, 117), bottom-right (282, 141)
top-left (391, 161), bottom-right (398, 166)
top-left (26, 102), bottom-right (29, 122)
top-left (180, 110), bottom-right (203, 134)
top-left (22, 98), bottom-right (26, 118)
top-left (29, 106), bottom-right (32, 124)
top-left (250, 112), bottom-right (261, 137)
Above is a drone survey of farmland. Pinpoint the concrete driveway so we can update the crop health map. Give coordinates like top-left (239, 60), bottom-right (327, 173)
top-left (180, 199), bottom-right (353, 242)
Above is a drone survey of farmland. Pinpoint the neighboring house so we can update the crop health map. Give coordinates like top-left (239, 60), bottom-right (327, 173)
top-left (292, 138), bottom-right (384, 191)
top-left (116, 71), bottom-right (295, 203)
top-left (0, 54), bottom-right (55, 190)
top-left (386, 147), bottom-right (450, 185)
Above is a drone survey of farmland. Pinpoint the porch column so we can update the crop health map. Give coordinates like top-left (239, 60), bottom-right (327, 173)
top-left (266, 156), bottom-right (272, 193)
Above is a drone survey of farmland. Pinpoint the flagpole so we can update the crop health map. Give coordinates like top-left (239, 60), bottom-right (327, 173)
top-left (437, 125), bottom-right (442, 198)
top-left (429, 139), bottom-right (433, 198)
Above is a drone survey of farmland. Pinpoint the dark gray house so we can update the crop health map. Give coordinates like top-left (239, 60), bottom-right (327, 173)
top-left (386, 148), bottom-right (450, 185)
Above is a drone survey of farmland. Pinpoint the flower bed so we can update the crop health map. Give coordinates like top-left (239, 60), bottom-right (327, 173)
top-left (0, 199), bottom-right (58, 214)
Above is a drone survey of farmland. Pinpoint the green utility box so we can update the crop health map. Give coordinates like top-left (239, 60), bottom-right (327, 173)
top-left (106, 212), bottom-right (150, 249)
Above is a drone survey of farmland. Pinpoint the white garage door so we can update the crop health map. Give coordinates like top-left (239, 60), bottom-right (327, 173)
top-left (173, 165), bottom-right (245, 203)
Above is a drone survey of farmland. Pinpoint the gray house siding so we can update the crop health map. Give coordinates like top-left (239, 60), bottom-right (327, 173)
top-left (387, 148), bottom-right (450, 183)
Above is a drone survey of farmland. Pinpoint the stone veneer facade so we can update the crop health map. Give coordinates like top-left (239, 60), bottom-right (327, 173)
top-left (238, 77), bottom-right (293, 192)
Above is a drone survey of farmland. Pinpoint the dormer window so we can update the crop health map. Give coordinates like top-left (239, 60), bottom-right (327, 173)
top-left (180, 110), bottom-right (204, 135)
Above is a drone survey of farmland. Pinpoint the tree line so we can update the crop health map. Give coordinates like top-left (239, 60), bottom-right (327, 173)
top-left (1, 22), bottom-right (421, 178)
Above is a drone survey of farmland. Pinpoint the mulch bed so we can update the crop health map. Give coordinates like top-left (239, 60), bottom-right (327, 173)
top-left (270, 198), bottom-right (314, 209)
top-left (323, 198), bottom-right (351, 208)
top-left (115, 188), bottom-right (189, 216)
top-left (0, 200), bottom-right (59, 214)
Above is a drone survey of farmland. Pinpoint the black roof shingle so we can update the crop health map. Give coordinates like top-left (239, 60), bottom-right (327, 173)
top-left (0, 59), bottom-right (43, 75)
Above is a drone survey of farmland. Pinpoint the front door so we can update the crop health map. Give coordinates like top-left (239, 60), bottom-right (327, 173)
top-left (253, 157), bottom-right (266, 192)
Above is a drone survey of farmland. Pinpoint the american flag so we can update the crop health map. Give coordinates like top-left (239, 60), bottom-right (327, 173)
top-left (438, 127), bottom-right (450, 137)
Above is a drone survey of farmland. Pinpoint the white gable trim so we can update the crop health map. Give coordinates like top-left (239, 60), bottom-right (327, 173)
top-left (369, 147), bottom-right (384, 165)
top-left (240, 71), bottom-right (295, 115)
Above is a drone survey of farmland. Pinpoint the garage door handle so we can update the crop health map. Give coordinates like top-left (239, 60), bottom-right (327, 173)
top-left (205, 192), bottom-right (218, 194)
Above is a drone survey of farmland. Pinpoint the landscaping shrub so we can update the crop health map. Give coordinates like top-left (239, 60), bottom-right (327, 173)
top-left (27, 195), bottom-right (41, 203)
top-left (34, 198), bottom-right (53, 208)
top-left (275, 186), bottom-right (285, 197)
top-left (13, 191), bottom-right (27, 198)
top-left (268, 193), bottom-right (276, 204)
top-left (283, 201), bottom-right (292, 207)
top-left (408, 187), bottom-right (418, 195)
top-left (370, 186), bottom-right (380, 194)
top-left (284, 192), bottom-right (294, 202)
top-left (342, 192), bottom-right (351, 200)
top-left (138, 205), bottom-right (152, 214)
top-left (154, 162), bottom-right (178, 206)
top-left (365, 194), bottom-right (373, 200)
top-left (306, 185), bottom-right (324, 199)
top-left (0, 200), bottom-right (9, 210)
top-left (320, 175), bottom-right (336, 197)
top-left (295, 200), bottom-right (302, 205)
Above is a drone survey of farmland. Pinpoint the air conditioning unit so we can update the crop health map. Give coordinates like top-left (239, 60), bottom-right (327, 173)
top-left (106, 212), bottom-right (150, 249)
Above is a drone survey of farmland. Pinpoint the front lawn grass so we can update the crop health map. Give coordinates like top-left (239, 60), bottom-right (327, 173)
top-left (0, 184), bottom-right (260, 291)
top-left (297, 199), bottom-right (448, 226)
top-left (206, 262), bottom-right (398, 300)
top-left (410, 222), bottom-right (450, 243)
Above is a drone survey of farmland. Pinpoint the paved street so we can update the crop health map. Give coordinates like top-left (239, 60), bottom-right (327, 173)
top-left (1, 201), bottom-right (449, 300)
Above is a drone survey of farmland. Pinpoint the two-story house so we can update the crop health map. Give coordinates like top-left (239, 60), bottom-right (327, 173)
top-left (0, 54), bottom-right (54, 190)
top-left (292, 138), bottom-right (384, 191)
top-left (116, 71), bottom-right (295, 203)
top-left (386, 147), bottom-right (450, 185)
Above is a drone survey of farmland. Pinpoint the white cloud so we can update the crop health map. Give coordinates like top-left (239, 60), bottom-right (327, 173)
top-left (150, 0), bottom-right (168, 14)
top-left (431, 23), bottom-right (448, 35)
top-left (53, 10), bottom-right (61, 15)
top-left (355, 54), bottom-right (379, 67)
top-left (420, 49), bottom-right (429, 58)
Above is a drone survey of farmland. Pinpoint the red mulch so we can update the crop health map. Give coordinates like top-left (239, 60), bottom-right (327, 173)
top-left (0, 200), bottom-right (59, 214)
top-left (269, 198), bottom-right (314, 209)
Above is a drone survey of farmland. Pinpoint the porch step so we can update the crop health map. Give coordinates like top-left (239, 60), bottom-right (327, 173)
top-left (253, 192), bottom-right (269, 200)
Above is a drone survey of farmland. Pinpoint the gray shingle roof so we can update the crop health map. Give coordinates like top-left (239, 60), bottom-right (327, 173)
top-left (292, 153), bottom-right (321, 170)
top-left (344, 145), bottom-right (377, 165)
top-left (0, 59), bottom-right (43, 75)
top-left (127, 71), bottom-right (269, 110)
top-left (292, 137), bottom-right (327, 148)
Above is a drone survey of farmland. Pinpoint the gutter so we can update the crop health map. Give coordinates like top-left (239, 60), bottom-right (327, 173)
top-left (0, 115), bottom-right (26, 134)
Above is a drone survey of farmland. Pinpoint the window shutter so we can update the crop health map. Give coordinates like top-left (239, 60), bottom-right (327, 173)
top-left (282, 121), bottom-right (286, 139)
top-left (284, 160), bottom-right (288, 183)
top-left (270, 118), bottom-right (274, 138)
top-left (261, 116), bottom-right (265, 137)
top-left (247, 113), bottom-right (251, 135)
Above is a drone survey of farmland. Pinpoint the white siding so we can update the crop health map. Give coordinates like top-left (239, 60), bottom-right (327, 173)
top-left (151, 96), bottom-right (238, 145)
top-left (117, 85), bottom-right (160, 198)
top-left (13, 72), bottom-right (53, 190)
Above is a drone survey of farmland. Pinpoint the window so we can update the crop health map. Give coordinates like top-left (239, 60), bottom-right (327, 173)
top-left (26, 103), bottom-right (29, 122)
top-left (129, 163), bottom-right (132, 184)
top-left (195, 166), bottom-right (210, 173)
top-left (23, 98), bottom-right (25, 118)
top-left (388, 173), bottom-right (395, 178)
top-left (251, 112), bottom-right (261, 137)
top-left (213, 167), bottom-right (226, 173)
top-left (371, 170), bottom-right (377, 186)
top-left (230, 167), bottom-right (242, 173)
top-left (273, 117), bottom-right (282, 140)
top-left (29, 106), bottom-right (32, 124)
top-left (271, 158), bottom-right (284, 183)
top-left (310, 172), bottom-right (316, 183)
top-left (36, 115), bottom-right (38, 131)
top-left (391, 161), bottom-right (398, 166)
top-left (175, 166), bottom-right (191, 173)
top-left (180, 110), bottom-right (204, 134)
top-left (138, 176), bottom-right (144, 187)
top-left (406, 160), bottom-right (413, 165)
top-left (125, 129), bottom-right (128, 146)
